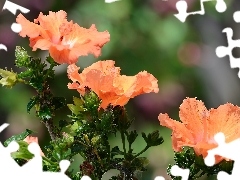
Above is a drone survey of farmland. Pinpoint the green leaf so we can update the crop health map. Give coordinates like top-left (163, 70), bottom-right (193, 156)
top-left (141, 132), bottom-right (147, 143)
top-left (11, 141), bottom-right (34, 160)
top-left (70, 121), bottom-right (80, 132)
top-left (126, 130), bottom-right (138, 147)
top-left (71, 142), bottom-right (85, 154)
top-left (4, 129), bottom-right (34, 146)
top-left (46, 55), bottom-right (58, 66)
top-left (111, 146), bottom-right (124, 158)
top-left (62, 148), bottom-right (71, 159)
top-left (67, 104), bottom-right (83, 115)
top-left (27, 97), bottom-right (37, 113)
top-left (73, 96), bottom-right (84, 106)
top-left (38, 106), bottom-right (52, 120)
top-left (142, 130), bottom-right (164, 147)
top-left (52, 151), bottom-right (61, 161)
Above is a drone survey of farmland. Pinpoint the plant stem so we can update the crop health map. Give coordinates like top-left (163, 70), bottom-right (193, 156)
top-left (43, 64), bottom-right (55, 81)
top-left (42, 119), bottom-right (58, 141)
top-left (17, 78), bottom-right (27, 84)
top-left (132, 145), bottom-right (149, 159)
top-left (120, 131), bottom-right (127, 157)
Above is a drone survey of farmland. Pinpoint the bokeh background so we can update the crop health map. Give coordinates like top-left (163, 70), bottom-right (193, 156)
top-left (1, 0), bottom-right (240, 179)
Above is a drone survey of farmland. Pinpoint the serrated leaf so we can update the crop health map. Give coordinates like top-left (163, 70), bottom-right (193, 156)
top-left (27, 97), bottom-right (37, 113)
top-left (38, 106), bottom-right (52, 120)
top-left (111, 146), bottom-right (124, 158)
top-left (46, 55), bottom-right (58, 66)
top-left (67, 104), bottom-right (83, 115)
top-left (4, 129), bottom-right (34, 146)
top-left (141, 131), bottom-right (164, 147)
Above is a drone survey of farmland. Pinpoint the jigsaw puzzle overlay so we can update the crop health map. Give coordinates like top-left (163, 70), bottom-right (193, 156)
top-left (0, 0), bottom-right (30, 51)
top-left (105, 0), bottom-right (121, 3)
top-left (174, 0), bottom-right (240, 79)
top-left (215, 11), bottom-right (240, 78)
top-left (204, 132), bottom-right (240, 180)
top-left (1, 0), bottom-right (240, 179)
top-left (174, 0), bottom-right (227, 22)
top-left (0, 123), bottom-right (71, 180)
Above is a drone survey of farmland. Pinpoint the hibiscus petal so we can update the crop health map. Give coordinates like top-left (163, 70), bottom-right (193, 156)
top-left (179, 98), bottom-right (208, 141)
top-left (16, 14), bottom-right (41, 38)
top-left (67, 64), bottom-right (82, 82)
top-left (208, 103), bottom-right (240, 142)
top-left (49, 46), bottom-right (74, 64)
top-left (158, 113), bottom-right (195, 152)
top-left (35, 10), bottom-right (68, 43)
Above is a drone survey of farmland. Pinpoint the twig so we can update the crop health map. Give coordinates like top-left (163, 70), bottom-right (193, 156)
top-left (42, 119), bottom-right (58, 141)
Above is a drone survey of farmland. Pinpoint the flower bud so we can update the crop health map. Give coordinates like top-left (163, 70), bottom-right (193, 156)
top-left (0, 69), bottom-right (17, 88)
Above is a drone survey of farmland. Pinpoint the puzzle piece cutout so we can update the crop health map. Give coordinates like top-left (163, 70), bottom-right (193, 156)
top-left (154, 165), bottom-right (190, 180)
top-left (0, 0), bottom-right (30, 51)
top-left (204, 132), bottom-right (240, 180)
top-left (174, 0), bottom-right (227, 22)
top-left (0, 123), bottom-right (79, 180)
top-left (105, 0), bottom-right (121, 3)
top-left (215, 11), bottom-right (240, 78)
top-left (154, 176), bottom-right (165, 180)
top-left (170, 165), bottom-right (190, 180)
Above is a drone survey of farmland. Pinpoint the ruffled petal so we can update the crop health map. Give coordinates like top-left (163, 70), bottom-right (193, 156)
top-left (207, 103), bottom-right (240, 143)
top-left (16, 14), bottom-right (41, 38)
top-left (16, 11), bottom-right (110, 64)
top-left (67, 60), bottom-right (159, 109)
top-left (179, 98), bottom-right (208, 142)
top-left (158, 113), bottom-right (195, 151)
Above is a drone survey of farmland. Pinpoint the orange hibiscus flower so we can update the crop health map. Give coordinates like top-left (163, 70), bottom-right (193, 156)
top-left (24, 136), bottom-right (45, 156)
top-left (67, 60), bottom-right (159, 109)
top-left (16, 10), bottom-right (110, 64)
top-left (158, 97), bottom-right (240, 164)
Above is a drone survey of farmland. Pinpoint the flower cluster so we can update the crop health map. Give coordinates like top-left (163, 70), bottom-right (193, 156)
top-left (0, 10), bottom-right (163, 180)
top-left (16, 10), bottom-right (158, 107)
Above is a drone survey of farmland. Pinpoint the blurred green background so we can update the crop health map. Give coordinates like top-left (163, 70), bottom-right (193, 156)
top-left (1, 0), bottom-right (240, 179)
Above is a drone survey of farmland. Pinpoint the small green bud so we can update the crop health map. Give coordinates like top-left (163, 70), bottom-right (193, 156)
top-left (0, 69), bottom-right (18, 88)
top-left (84, 87), bottom-right (101, 110)
top-left (91, 135), bottom-right (100, 145)
top-left (62, 132), bottom-right (74, 146)
top-left (15, 46), bottom-right (30, 67)
top-left (73, 96), bottom-right (83, 106)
